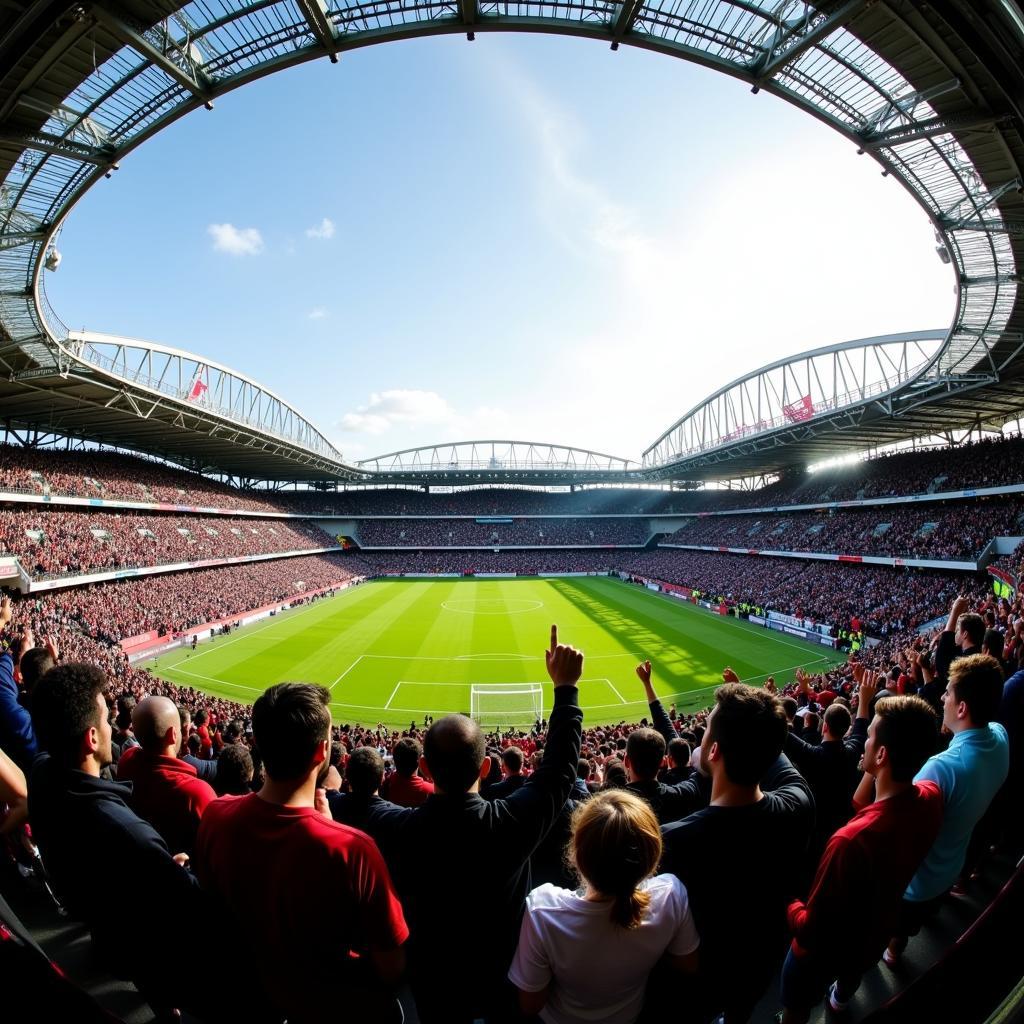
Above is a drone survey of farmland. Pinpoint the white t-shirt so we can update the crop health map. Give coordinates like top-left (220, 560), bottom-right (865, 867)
top-left (508, 874), bottom-right (699, 1024)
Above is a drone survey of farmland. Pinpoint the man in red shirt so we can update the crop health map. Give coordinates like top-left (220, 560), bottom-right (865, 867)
top-left (194, 682), bottom-right (408, 1024)
top-left (780, 687), bottom-right (944, 1022)
top-left (116, 695), bottom-right (216, 856)
top-left (380, 736), bottom-right (434, 807)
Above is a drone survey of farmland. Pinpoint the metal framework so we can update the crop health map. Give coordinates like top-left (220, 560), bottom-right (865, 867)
top-left (358, 440), bottom-right (637, 484)
top-left (643, 331), bottom-right (952, 471)
top-left (0, 0), bottom-right (1021, 483)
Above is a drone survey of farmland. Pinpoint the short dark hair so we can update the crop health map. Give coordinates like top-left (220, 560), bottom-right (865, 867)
top-left (577, 757), bottom-right (591, 779)
top-left (667, 737), bottom-right (691, 767)
top-left (215, 743), bottom-right (254, 796)
top-left (19, 647), bottom-right (56, 690)
top-left (330, 740), bottom-right (345, 769)
top-left (31, 662), bottom-right (108, 763)
top-left (223, 719), bottom-right (244, 744)
top-left (423, 715), bottom-right (486, 793)
top-left (823, 703), bottom-right (851, 739)
top-left (625, 728), bottom-right (666, 780)
top-left (601, 759), bottom-right (628, 790)
top-left (982, 628), bottom-right (1004, 662)
top-left (346, 746), bottom-right (385, 796)
top-left (501, 746), bottom-right (524, 773)
top-left (780, 697), bottom-right (798, 721)
top-left (949, 653), bottom-right (1004, 726)
top-left (252, 683), bottom-right (331, 781)
top-left (392, 737), bottom-right (421, 776)
top-left (873, 696), bottom-right (939, 782)
top-left (956, 612), bottom-right (986, 648)
top-left (708, 684), bottom-right (787, 786)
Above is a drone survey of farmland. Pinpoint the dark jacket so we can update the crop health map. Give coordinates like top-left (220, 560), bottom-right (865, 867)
top-left (28, 754), bottom-right (201, 976)
top-left (326, 791), bottom-right (406, 860)
top-left (358, 685), bottom-right (582, 1020)
top-left (182, 752), bottom-right (219, 783)
top-left (0, 651), bottom-right (37, 772)
top-left (784, 716), bottom-right (868, 854)
top-left (482, 773), bottom-right (526, 800)
top-left (626, 697), bottom-right (709, 824)
top-left (661, 755), bottom-right (815, 1020)
top-left (935, 631), bottom-right (980, 683)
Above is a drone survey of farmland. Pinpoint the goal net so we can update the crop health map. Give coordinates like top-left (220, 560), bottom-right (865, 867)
top-left (470, 684), bottom-right (545, 729)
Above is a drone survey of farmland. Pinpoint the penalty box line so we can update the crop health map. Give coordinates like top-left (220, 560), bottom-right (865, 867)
top-left (385, 677), bottom-right (624, 710)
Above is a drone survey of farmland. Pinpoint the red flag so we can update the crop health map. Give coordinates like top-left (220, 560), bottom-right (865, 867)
top-left (188, 378), bottom-right (208, 401)
top-left (783, 394), bottom-right (814, 422)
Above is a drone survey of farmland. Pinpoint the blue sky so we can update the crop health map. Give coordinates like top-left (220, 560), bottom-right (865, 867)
top-left (48, 33), bottom-right (953, 464)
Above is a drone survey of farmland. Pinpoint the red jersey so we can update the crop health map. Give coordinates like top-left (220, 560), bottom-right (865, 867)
top-left (116, 746), bottom-right (216, 855)
top-left (788, 781), bottom-right (943, 968)
top-left (196, 724), bottom-right (212, 755)
top-left (380, 772), bottom-right (434, 808)
top-left (194, 793), bottom-right (408, 1021)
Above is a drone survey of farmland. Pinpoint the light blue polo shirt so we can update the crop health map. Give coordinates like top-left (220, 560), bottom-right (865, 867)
top-left (905, 722), bottom-right (1009, 902)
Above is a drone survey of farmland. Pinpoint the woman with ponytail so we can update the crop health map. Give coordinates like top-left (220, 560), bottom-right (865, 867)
top-left (509, 789), bottom-right (699, 1023)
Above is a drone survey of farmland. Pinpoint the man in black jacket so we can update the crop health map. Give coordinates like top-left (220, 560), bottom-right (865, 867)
top-left (785, 669), bottom-right (876, 863)
top-left (28, 662), bottom-right (205, 1008)
top-left (661, 683), bottom-right (815, 1024)
top-left (935, 595), bottom-right (985, 682)
top-left (361, 625), bottom-right (584, 1024)
top-left (627, 660), bottom-right (710, 823)
top-left (483, 745), bottom-right (526, 800)
top-left (327, 744), bottom-right (405, 859)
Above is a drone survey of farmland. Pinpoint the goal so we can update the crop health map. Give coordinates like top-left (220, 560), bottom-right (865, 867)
top-left (470, 684), bottom-right (545, 729)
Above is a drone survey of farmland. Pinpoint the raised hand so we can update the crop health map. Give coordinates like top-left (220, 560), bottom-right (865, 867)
top-left (856, 668), bottom-right (880, 717)
top-left (635, 660), bottom-right (653, 689)
top-left (0, 595), bottom-right (11, 629)
top-left (545, 625), bottom-right (584, 688)
top-left (721, 666), bottom-right (740, 684)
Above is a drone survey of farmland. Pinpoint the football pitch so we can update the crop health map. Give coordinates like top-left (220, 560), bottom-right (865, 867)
top-left (145, 577), bottom-right (845, 727)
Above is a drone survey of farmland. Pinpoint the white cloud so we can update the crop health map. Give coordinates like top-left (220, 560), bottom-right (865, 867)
top-left (307, 307), bottom-right (328, 320)
top-left (340, 389), bottom-right (456, 435)
top-left (338, 391), bottom-right (513, 446)
top-left (305, 217), bottom-right (335, 240)
top-left (207, 223), bottom-right (263, 256)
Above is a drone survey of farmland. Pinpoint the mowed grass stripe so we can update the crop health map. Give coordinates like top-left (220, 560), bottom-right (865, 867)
top-left (148, 578), bottom-right (843, 726)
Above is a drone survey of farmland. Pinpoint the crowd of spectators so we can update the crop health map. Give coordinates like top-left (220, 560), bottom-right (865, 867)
top-left (4, 432), bottom-right (1023, 523)
top-left (0, 507), bottom-right (338, 579)
top-left (0, 445), bottom-right (283, 512)
top-left (662, 497), bottom-right (1024, 561)
top-left (1, 584), bottom-right (1019, 1024)
top-left (356, 516), bottom-right (651, 547)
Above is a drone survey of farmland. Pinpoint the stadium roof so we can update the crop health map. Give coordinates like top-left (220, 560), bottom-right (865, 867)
top-left (0, 1), bottom-right (1022, 485)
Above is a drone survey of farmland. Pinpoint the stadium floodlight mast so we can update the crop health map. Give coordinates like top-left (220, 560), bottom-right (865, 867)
top-left (470, 684), bottom-right (545, 730)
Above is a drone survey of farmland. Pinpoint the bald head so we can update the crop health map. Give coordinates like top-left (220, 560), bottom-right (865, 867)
top-left (133, 695), bottom-right (181, 754)
top-left (423, 714), bottom-right (486, 794)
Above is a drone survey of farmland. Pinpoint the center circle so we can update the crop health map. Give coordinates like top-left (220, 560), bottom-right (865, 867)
top-left (441, 598), bottom-right (544, 615)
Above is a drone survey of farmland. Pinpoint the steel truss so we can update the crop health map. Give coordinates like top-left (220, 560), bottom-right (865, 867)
top-left (0, 0), bottom-right (1021, 482)
top-left (358, 440), bottom-right (637, 484)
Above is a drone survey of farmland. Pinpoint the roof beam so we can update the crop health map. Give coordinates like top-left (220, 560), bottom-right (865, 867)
top-left (858, 111), bottom-right (1007, 150)
top-left (609, 0), bottom-right (644, 49)
top-left (294, 0), bottom-right (341, 62)
top-left (458, 0), bottom-right (479, 40)
top-left (0, 129), bottom-right (118, 166)
top-left (752, 0), bottom-right (870, 84)
top-left (92, 4), bottom-right (214, 108)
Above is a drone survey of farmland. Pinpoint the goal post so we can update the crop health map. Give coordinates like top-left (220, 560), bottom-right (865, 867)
top-left (470, 684), bottom-right (545, 729)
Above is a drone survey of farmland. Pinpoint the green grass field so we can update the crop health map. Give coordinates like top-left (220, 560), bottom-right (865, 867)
top-left (145, 577), bottom-right (844, 727)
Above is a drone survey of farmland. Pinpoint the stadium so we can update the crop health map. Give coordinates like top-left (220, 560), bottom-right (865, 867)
top-left (1, 1), bottom-right (1023, 1023)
